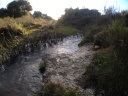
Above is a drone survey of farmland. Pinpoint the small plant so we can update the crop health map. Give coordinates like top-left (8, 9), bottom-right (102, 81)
top-left (39, 62), bottom-right (46, 73)
top-left (64, 90), bottom-right (76, 96)
top-left (43, 82), bottom-right (65, 96)
top-left (35, 82), bottom-right (76, 96)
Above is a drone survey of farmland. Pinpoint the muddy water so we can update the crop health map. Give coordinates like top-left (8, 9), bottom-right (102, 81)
top-left (0, 35), bottom-right (90, 96)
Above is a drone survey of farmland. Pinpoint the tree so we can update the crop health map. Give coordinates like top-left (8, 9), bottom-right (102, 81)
top-left (0, 8), bottom-right (8, 18)
top-left (33, 11), bottom-right (42, 18)
top-left (7, 0), bottom-right (32, 17)
top-left (58, 8), bottom-right (101, 29)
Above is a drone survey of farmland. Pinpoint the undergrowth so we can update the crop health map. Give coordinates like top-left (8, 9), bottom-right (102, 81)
top-left (0, 15), bottom-right (79, 66)
top-left (83, 19), bottom-right (128, 96)
top-left (35, 82), bottom-right (76, 96)
top-left (84, 49), bottom-right (128, 96)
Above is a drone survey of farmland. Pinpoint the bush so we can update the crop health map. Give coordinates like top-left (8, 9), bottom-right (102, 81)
top-left (107, 19), bottom-right (128, 51)
top-left (94, 31), bottom-right (109, 48)
top-left (84, 49), bottom-right (128, 96)
top-left (78, 25), bottom-right (103, 46)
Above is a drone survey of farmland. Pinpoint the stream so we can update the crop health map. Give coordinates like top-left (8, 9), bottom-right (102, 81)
top-left (0, 34), bottom-right (94, 96)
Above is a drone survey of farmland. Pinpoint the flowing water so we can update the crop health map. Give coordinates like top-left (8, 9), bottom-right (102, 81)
top-left (0, 34), bottom-right (93, 96)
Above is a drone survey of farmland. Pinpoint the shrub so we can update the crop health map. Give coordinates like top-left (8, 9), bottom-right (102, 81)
top-left (107, 19), bottom-right (128, 51)
top-left (94, 31), bottom-right (109, 48)
top-left (84, 49), bottom-right (128, 96)
top-left (78, 25), bottom-right (103, 46)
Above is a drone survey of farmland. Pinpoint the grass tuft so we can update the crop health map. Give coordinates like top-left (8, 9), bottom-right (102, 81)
top-left (35, 82), bottom-right (76, 96)
top-left (39, 62), bottom-right (46, 73)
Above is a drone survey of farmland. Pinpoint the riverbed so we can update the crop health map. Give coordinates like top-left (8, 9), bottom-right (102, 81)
top-left (0, 35), bottom-right (93, 96)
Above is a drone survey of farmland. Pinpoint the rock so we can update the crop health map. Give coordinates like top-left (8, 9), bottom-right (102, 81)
top-left (94, 45), bottom-right (100, 50)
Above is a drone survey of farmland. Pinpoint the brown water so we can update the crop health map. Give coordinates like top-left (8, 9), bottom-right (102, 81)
top-left (0, 35), bottom-right (89, 96)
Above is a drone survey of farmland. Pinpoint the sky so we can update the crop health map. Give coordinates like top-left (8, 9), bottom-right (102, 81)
top-left (0, 0), bottom-right (128, 20)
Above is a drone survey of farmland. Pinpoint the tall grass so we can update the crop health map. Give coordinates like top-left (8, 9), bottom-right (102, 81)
top-left (84, 49), bottom-right (128, 96)
top-left (83, 19), bottom-right (128, 96)
top-left (107, 19), bottom-right (128, 50)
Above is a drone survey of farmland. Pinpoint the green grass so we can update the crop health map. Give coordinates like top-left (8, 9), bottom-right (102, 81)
top-left (0, 14), bottom-right (79, 65)
top-left (35, 82), bottom-right (76, 96)
top-left (83, 19), bottom-right (128, 96)
top-left (48, 26), bottom-right (79, 36)
top-left (78, 25), bottom-right (103, 46)
top-left (84, 49), bottom-right (128, 96)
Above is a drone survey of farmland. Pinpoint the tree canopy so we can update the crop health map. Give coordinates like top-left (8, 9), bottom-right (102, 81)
top-left (7, 0), bottom-right (32, 17)
top-left (0, 0), bottom-right (32, 18)
top-left (33, 11), bottom-right (42, 18)
top-left (58, 8), bottom-right (101, 29)
top-left (33, 11), bottom-right (52, 20)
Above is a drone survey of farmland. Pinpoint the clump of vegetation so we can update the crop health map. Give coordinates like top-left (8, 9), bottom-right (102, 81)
top-left (35, 82), bottom-right (76, 96)
top-left (39, 62), bottom-right (46, 73)
top-left (84, 49), bottom-right (128, 96)
top-left (83, 15), bottom-right (128, 95)
top-left (58, 8), bottom-right (101, 29)
top-left (78, 25), bottom-right (103, 46)
top-left (48, 26), bottom-right (79, 36)
top-left (0, 0), bottom-right (32, 18)
top-left (33, 11), bottom-right (52, 20)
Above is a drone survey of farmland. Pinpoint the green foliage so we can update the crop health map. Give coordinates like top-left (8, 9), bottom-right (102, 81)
top-left (64, 90), bottom-right (76, 96)
top-left (0, 0), bottom-right (32, 18)
top-left (106, 19), bottom-right (128, 50)
top-left (48, 26), bottom-right (79, 36)
top-left (83, 18), bottom-right (128, 96)
top-left (78, 25), bottom-right (103, 46)
top-left (33, 11), bottom-right (42, 18)
top-left (43, 82), bottom-right (65, 96)
top-left (42, 14), bottom-right (52, 20)
top-left (93, 31), bottom-right (109, 48)
top-left (84, 49), bottom-right (128, 96)
top-left (0, 25), bottom-right (24, 45)
top-left (35, 82), bottom-right (76, 96)
top-left (0, 8), bottom-right (8, 18)
top-left (39, 62), bottom-right (46, 73)
top-left (58, 8), bottom-right (101, 29)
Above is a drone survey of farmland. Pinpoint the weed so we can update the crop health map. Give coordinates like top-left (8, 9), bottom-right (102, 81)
top-left (35, 82), bottom-right (76, 96)
top-left (39, 62), bottom-right (46, 73)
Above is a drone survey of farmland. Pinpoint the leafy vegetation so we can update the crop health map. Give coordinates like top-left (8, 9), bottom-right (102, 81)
top-left (0, 0), bottom-right (32, 18)
top-left (82, 11), bottom-right (128, 96)
top-left (58, 6), bottom-right (128, 96)
top-left (33, 11), bottom-right (52, 20)
top-left (39, 62), bottom-right (46, 73)
top-left (35, 82), bottom-right (76, 96)
top-left (84, 49), bottom-right (128, 96)
top-left (0, 13), bottom-right (78, 66)
top-left (58, 8), bottom-right (100, 29)
top-left (1, 0), bottom-right (128, 95)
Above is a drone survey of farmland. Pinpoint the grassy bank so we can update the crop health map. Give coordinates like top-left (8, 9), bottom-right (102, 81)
top-left (0, 15), bottom-right (79, 66)
top-left (82, 18), bottom-right (128, 95)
